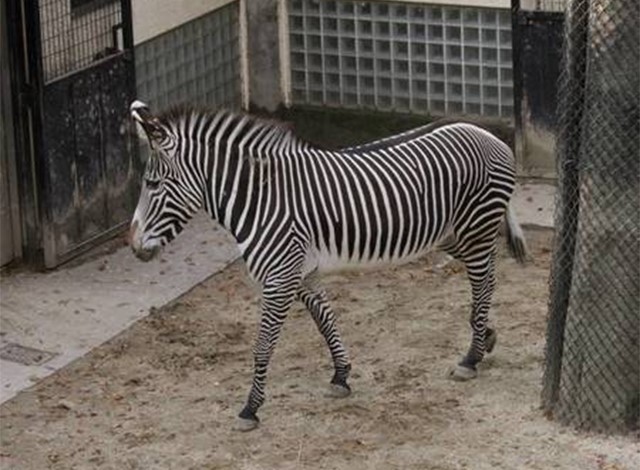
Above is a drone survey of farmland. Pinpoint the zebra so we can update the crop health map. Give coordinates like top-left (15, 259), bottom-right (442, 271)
top-left (128, 100), bottom-right (527, 431)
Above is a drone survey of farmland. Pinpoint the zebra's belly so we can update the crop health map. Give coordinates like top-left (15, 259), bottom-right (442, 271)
top-left (302, 223), bottom-right (456, 276)
top-left (304, 244), bottom-right (435, 276)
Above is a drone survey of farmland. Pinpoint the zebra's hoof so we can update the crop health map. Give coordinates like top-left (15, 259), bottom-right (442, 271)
top-left (327, 383), bottom-right (352, 398)
top-left (235, 417), bottom-right (259, 432)
top-left (236, 406), bottom-right (259, 432)
top-left (449, 364), bottom-right (478, 381)
top-left (486, 329), bottom-right (497, 354)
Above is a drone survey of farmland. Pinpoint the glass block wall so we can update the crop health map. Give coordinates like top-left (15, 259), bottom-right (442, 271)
top-left (289, 0), bottom-right (514, 118)
top-left (135, 1), bottom-right (241, 110)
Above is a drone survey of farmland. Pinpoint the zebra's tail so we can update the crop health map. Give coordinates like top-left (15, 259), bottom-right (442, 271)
top-left (505, 204), bottom-right (528, 263)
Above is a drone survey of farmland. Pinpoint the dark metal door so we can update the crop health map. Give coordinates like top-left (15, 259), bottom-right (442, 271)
top-left (16, 0), bottom-right (140, 267)
top-left (512, 3), bottom-right (564, 178)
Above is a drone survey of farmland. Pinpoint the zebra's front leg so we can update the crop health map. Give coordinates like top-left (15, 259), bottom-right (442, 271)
top-left (298, 283), bottom-right (352, 398)
top-left (451, 253), bottom-right (497, 381)
top-left (237, 286), bottom-right (296, 432)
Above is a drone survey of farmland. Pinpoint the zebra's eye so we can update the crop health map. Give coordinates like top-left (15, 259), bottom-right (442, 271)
top-left (145, 178), bottom-right (161, 190)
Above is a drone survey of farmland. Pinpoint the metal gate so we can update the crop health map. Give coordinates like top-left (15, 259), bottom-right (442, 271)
top-left (8, 0), bottom-right (139, 268)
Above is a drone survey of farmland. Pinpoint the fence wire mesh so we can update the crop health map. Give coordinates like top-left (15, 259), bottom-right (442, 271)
top-left (542, 0), bottom-right (639, 433)
top-left (39, 0), bottom-right (124, 82)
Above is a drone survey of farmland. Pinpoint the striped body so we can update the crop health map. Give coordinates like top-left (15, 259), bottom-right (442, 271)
top-left (129, 103), bottom-right (526, 430)
top-left (197, 116), bottom-right (515, 280)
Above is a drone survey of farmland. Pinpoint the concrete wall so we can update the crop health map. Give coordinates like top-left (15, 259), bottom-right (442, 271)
top-left (130, 0), bottom-right (519, 112)
top-left (132, 0), bottom-right (237, 44)
top-left (134, 2), bottom-right (242, 111)
top-left (133, 0), bottom-right (518, 113)
top-left (132, 0), bottom-right (246, 110)
top-left (246, 0), bottom-right (281, 111)
top-left (131, 0), bottom-right (284, 112)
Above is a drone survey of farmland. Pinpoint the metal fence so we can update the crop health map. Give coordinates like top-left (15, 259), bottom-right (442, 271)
top-left (542, 0), bottom-right (639, 433)
top-left (39, 0), bottom-right (125, 82)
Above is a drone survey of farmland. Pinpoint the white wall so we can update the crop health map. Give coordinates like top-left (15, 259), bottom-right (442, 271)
top-left (132, 0), bottom-right (237, 44)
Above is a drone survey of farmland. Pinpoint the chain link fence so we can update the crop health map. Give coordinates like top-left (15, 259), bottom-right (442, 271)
top-left (542, 0), bottom-right (639, 433)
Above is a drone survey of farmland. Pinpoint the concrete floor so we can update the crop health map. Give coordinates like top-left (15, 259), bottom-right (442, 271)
top-left (0, 183), bottom-right (555, 404)
top-left (0, 213), bottom-right (239, 403)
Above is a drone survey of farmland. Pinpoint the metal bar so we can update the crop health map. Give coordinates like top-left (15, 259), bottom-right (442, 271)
top-left (121, 0), bottom-right (134, 50)
top-left (0, 0), bottom-right (23, 263)
top-left (5, 0), bottom-right (48, 266)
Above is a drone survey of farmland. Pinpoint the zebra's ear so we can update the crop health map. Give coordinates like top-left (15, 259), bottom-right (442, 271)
top-left (130, 100), bottom-right (168, 144)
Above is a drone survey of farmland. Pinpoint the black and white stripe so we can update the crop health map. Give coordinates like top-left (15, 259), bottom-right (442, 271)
top-left (129, 101), bottom-right (527, 429)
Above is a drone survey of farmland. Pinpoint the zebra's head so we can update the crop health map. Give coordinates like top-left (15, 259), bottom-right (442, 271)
top-left (128, 100), bottom-right (203, 261)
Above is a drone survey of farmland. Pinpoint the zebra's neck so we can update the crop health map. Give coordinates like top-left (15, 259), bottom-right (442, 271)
top-left (200, 111), bottom-right (310, 243)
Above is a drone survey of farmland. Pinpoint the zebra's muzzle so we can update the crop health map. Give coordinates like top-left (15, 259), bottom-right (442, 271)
top-left (129, 219), bottom-right (161, 262)
top-left (132, 245), bottom-right (160, 262)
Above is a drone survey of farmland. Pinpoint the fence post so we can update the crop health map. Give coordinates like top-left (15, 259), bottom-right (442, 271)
top-left (542, 0), bottom-right (589, 412)
top-left (543, 0), bottom-right (639, 432)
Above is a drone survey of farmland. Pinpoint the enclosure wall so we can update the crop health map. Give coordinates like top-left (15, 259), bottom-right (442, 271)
top-left (134, 1), bottom-right (242, 110)
top-left (132, 0), bottom-right (237, 45)
top-left (287, 0), bottom-right (514, 119)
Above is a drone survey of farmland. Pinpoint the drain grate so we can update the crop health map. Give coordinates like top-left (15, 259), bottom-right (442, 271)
top-left (0, 343), bottom-right (57, 366)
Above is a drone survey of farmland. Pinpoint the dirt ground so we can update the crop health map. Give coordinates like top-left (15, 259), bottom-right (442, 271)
top-left (1, 230), bottom-right (637, 470)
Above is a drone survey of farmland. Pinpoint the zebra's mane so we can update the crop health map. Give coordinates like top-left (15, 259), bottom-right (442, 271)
top-left (342, 117), bottom-right (494, 153)
top-left (155, 104), bottom-right (310, 150)
top-left (153, 105), bottom-right (502, 158)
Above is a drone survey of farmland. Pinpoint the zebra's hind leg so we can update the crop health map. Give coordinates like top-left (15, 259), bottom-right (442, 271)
top-left (450, 251), bottom-right (497, 382)
top-left (298, 282), bottom-right (352, 398)
top-left (237, 284), bottom-right (297, 432)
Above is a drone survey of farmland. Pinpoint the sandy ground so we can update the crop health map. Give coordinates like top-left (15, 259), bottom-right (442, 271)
top-left (1, 230), bottom-right (637, 470)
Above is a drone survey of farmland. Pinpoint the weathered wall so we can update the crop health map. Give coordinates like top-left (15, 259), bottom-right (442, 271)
top-left (246, 0), bottom-right (281, 111)
top-left (517, 11), bottom-right (563, 177)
